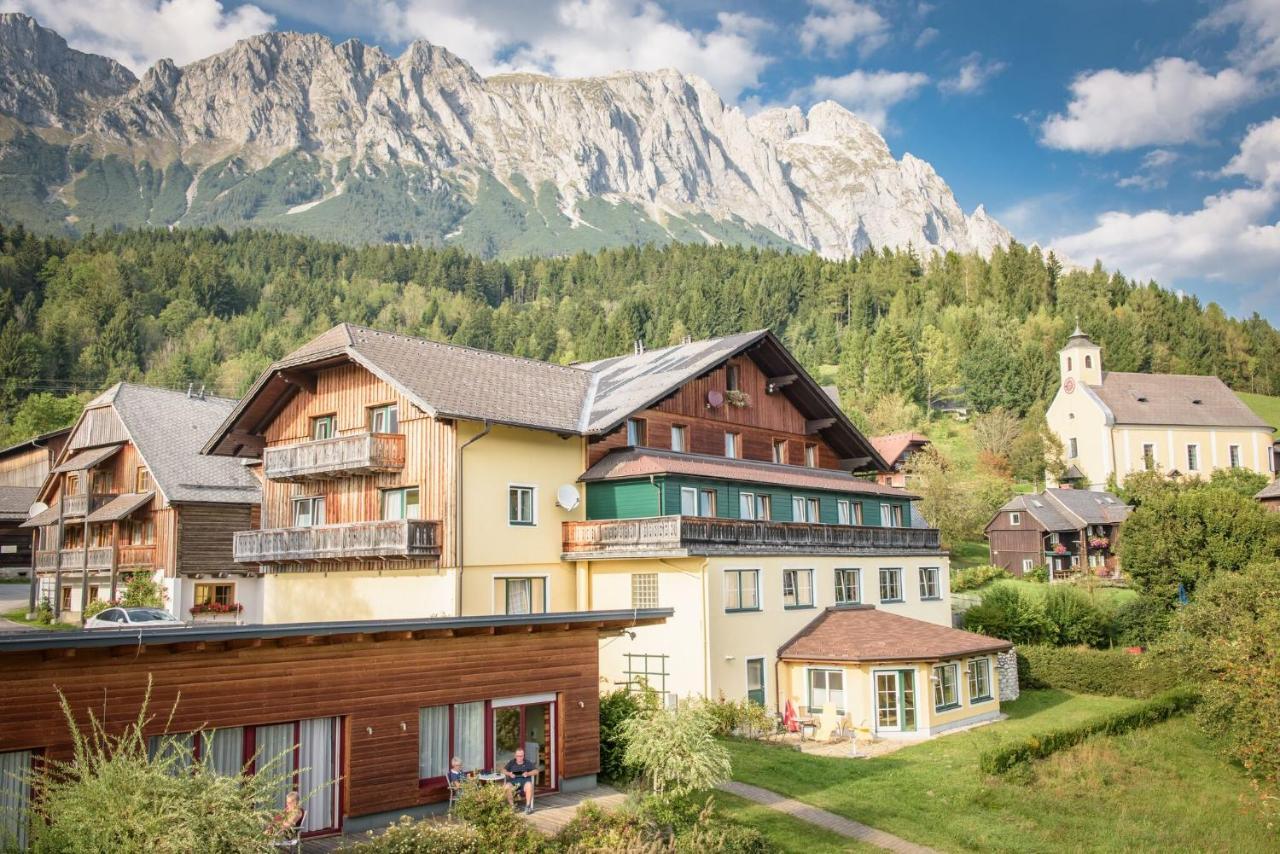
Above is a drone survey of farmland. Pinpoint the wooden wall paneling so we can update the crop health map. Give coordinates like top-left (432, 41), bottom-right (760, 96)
top-left (68, 406), bottom-right (129, 452)
top-left (0, 447), bottom-right (51, 488)
top-left (175, 504), bottom-right (254, 575)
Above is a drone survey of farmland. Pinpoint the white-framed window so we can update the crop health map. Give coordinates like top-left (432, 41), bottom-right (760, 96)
top-left (880, 503), bottom-right (903, 527)
top-left (495, 576), bottom-right (546, 615)
top-left (723, 569), bottom-right (760, 612)
top-left (791, 496), bottom-right (820, 523)
top-left (631, 573), bottom-right (659, 609)
top-left (508, 485), bottom-right (536, 526)
top-left (772, 439), bottom-right (787, 464)
top-left (754, 494), bottom-right (771, 520)
top-left (311, 415), bottom-right (335, 440)
top-left (626, 418), bottom-right (647, 447)
top-left (725, 432), bottom-right (741, 459)
top-left (933, 662), bottom-right (960, 710)
top-left (1187, 444), bottom-right (1200, 472)
top-left (1142, 443), bottom-right (1156, 471)
top-left (1229, 444), bottom-right (1242, 468)
top-left (1068, 437), bottom-right (1078, 459)
top-left (670, 425), bottom-right (687, 453)
top-left (804, 444), bottom-right (818, 468)
top-left (381, 486), bottom-right (420, 520)
top-left (292, 496), bottom-right (325, 527)
top-left (740, 492), bottom-right (756, 520)
top-left (1021, 558), bottom-right (1034, 573)
top-left (837, 499), bottom-right (851, 525)
top-left (879, 567), bottom-right (903, 602)
top-left (835, 568), bottom-right (860, 604)
top-left (1010, 511), bottom-right (1022, 526)
top-left (807, 668), bottom-right (845, 715)
top-left (782, 569), bottom-right (814, 608)
top-left (919, 567), bottom-right (940, 600)
top-left (369, 404), bottom-right (398, 434)
top-left (682, 488), bottom-right (716, 517)
top-left (699, 488), bottom-right (717, 517)
top-left (968, 659), bottom-right (993, 702)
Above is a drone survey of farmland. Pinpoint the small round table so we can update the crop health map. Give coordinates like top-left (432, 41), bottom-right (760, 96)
top-left (476, 771), bottom-right (504, 784)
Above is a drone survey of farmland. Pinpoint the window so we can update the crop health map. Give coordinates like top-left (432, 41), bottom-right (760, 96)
top-left (740, 492), bottom-right (756, 520)
top-left (495, 577), bottom-right (546, 615)
top-left (746, 658), bottom-right (766, 706)
top-left (631, 573), bottom-right (659, 608)
top-left (369, 404), bottom-right (398, 433)
top-left (62, 526), bottom-right (83, 550)
top-left (626, 418), bottom-right (647, 447)
top-left (91, 524), bottom-right (111, 548)
top-left (835, 568), bottom-right (860, 604)
top-left (1067, 356), bottom-right (1073, 371)
top-left (311, 415), bottom-right (335, 440)
top-left (0, 750), bottom-right (33, 849)
top-left (836, 499), bottom-right (851, 525)
top-left (1021, 558), bottom-right (1034, 573)
top-left (804, 444), bottom-right (818, 468)
top-left (382, 486), bottom-right (421, 520)
top-left (726, 363), bottom-right (740, 391)
top-left (879, 567), bottom-right (903, 602)
top-left (723, 569), bottom-right (760, 612)
top-left (123, 517), bottom-right (155, 545)
top-left (60, 586), bottom-right (71, 611)
top-left (508, 485), bottom-right (535, 526)
top-left (1084, 355), bottom-right (1093, 369)
top-left (1142, 443), bottom-right (1156, 470)
top-left (1187, 444), bottom-right (1200, 472)
top-left (807, 668), bottom-right (845, 714)
top-left (65, 472), bottom-right (81, 494)
top-left (91, 469), bottom-right (114, 494)
top-left (699, 489), bottom-right (716, 517)
top-left (681, 487), bottom-right (716, 517)
top-left (790, 496), bottom-right (820, 523)
top-left (135, 466), bottom-right (152, 493)
top-left (1010, 511), bottom-right (1021, 526)
top-left (194, 583), bottom-right (235, 608)
top-left (772, 439), bottom-right (787, 464)
top-left (419, 702), bottom-right (485, 780)
top-left (880, 503), bottom-right (904, 527)
top-left (933, 663), bottom-right (960, 710)
top-left (292, 496), bottom-right (326, 527)
top-left (724, 432), bottom-right (740, 458)
top-left (919, 567), bottom-right (940, 600)
top-left (0, 545), bottom-right (14, 555)
top-left (670, 425), bottom-right (687, 453)
top-left (1068, 437), bottom-right (1078, 459)
top-left (1229, 444), bottom-right (1242, 468)
top-left (623, 654), bottom-right (669, 693)
top-left (782, 569), bottom-right (814, 608)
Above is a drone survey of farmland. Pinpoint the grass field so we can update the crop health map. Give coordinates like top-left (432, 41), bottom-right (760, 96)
top-left (1, 608), bottom-right (74, 630)
top-left (1238, 390), bottom-right (1280, 431)
top-left (950, 540), bottom-right (990, 568)
top-left (951, 578), bottom-right (1138, 612)
top-left (715, 790), bottom-right (878, 853)
top-left (724, 689), bottom-right (1272, 853)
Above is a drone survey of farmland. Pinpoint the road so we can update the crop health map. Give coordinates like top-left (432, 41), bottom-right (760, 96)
top-left (0, 582), bottom-right (33, 631)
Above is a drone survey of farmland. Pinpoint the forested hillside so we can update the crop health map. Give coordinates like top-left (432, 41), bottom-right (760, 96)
top-left (2, 221), bottom-right (1278, 452)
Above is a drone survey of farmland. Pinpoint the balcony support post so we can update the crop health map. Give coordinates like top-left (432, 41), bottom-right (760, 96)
top-left (79, 494), bottom-right (91, 625)
top-left (52, 494), bottom-right (64, 620)
top-left (110, 520), bottom-right (120, 601)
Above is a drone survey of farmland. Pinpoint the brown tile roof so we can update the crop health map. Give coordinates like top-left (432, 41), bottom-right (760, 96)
top-left (869, 432), bottom-right (930, 467)
top-left (1091, 372), bottom-right (1271, 429)
top-left (779, 605), bottom-right (1012, 663)
top-left (580, 448), bottom-right (917, 498)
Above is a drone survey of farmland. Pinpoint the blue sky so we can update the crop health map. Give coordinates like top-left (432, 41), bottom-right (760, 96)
top-left (9, 0), bottom-right (1280, 322)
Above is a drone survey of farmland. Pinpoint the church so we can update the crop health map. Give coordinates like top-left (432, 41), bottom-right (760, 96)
top-left (1045, 328), bottom-right (1275, 490)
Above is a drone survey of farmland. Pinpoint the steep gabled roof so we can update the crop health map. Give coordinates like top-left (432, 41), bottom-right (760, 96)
top-left (1091, 372), bottom-right (1270, 430)
top-left (869, 432), bottom-right (929, 467)
top-left (993, 488), bottom-right (1129, 532)
top-left (778, 605), bottom-right (1011, 663)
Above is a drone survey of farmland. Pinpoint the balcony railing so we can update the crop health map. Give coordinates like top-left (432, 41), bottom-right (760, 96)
top-left (118, 544), bottom-right (156, 567)
top-left (562, 515), bottom-right (942, 559)
top-left (263, 433), bottom-right (406, 482)
top-left (34, 547), bottom-right (114, 572)
top-left (233, 519), bottom-right (441, 565)
top-left (60, 493), bottom-right (113, 518)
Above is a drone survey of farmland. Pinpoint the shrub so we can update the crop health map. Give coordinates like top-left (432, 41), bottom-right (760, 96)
top-left (1025, 565), bottom-right (1049, 584)
top-left (119, 573), bottom-right (167, 608)
top-left (599, 688), bottom-right (651, 784)
top-left (83, 598), bottom-right (112, 619)
top-left (673, 797), bottom-right (767, 853)
top-left (450, 780), bottom-right (547, 853)
top-left (1111, 596), bottom-right (1172, 647)
top-left (1016, 645), bottom-right (1181, 698)
top-left (704, 697), bottom-right (775, 739)
top-left (554, 795), bottom-right (765, 853)
top-left (620, 700), bottom-right (732, 799)
top-left (952, 564), bottom-right (1011, 593)
top-left (339, 816), bottom-right (482, 853)
top-left (963, 584), bottom-right (1050, 645)
top-left (979, 688), bottom-right (1199, 774)
top-left (35, 596), bottom-right (54, 625)
top-left (1041, 586), bottom-right (1109, 648)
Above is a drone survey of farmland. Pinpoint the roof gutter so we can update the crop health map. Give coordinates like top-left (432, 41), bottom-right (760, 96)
top-left (455, 420), bottom-right (493, 615)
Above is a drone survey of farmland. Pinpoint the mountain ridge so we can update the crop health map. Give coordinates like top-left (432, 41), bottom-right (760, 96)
top-left (0, 12), bottom-right (1011, 259)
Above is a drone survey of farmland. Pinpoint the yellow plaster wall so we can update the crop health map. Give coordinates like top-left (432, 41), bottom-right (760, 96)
top-left (261, 569), bottom-right (455, 622)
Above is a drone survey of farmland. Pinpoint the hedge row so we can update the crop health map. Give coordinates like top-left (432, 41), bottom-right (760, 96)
top-left (1017, 644), bottom-right (1182, 698)
top-left (979, 688), bottom-right (1200, 775)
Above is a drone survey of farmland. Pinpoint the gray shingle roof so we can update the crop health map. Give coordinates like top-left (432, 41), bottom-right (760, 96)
top-left (1091, 372), bottom-right (1271, 429)
top-left (1256, 480), bottom-right (1280, 500)
top-left (997, 489), bottom-right (1130, 531)
top-left (0, 485), bottom-right (38, 520)
top-left (88, 384), bottom-right (260, 505)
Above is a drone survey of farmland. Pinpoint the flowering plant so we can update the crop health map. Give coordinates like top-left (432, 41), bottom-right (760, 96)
top-left (1052, 543), bottom-right (1069, 554)
top-left (724, 389), bottom-right (751, 408)
top-left (1088, 536), bottom-right (1110, 549)
top-left (189, 601), bottom-right (244, 615)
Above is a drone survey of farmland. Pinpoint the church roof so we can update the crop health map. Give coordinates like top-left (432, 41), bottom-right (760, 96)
top-left (1091, 371), bottom-right (1271, 430)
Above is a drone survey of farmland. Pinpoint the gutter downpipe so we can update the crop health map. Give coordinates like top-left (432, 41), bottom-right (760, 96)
top-left (455, 420), bottom-right (493, 616)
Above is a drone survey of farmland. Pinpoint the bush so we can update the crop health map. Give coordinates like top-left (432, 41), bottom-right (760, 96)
top-left (554, 795), bottom-right (765, 853)
top-left (1041, 586), bottom-right (1110, 648)
top-left (963, 585), bottom-right (1050, 645)
top-left (35, 596), bottom-right (53, 625)
top-left (450, 780), bottom-right (547, 853)
top-left (952, 564), bottom-right (1011, 593)
top-left (1025, 565), bottom-right (1048, 584)
top-left (339, 816), bottom-right (482, 853)
top-left (620, 700), bottom-right (732, 799)
top-left (120, 573), bottom-right (167, 608)
top-left (1017, 645), bottom-right (1181, 698)
top-left (704, 697), bottom-right (775, 739)
top-left (83, 598), bottom-right (112, 619)
top-left (1111, 596), bottom-right (1172, 647)
top-left (979, 688), bottom-right (1199, 774)
top-left (599, 688), bottom-right (651, 784)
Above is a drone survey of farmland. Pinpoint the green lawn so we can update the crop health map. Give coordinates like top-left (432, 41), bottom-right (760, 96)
top-left (949, 540), bottom-right (990, 569)
top-left (715, 790), bottom-right (878, 853)
top-left (1, 608), bottom-right (75, 631)
top-left (1238, 391), bottom-right (1280, 432)
top-left (724, 689), bottom-right (1273, 853)
top-left (951, 578), bottom-right (1138, 613)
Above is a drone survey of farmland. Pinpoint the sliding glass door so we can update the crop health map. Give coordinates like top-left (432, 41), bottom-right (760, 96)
top-left (492, 697), bottom-right (556, 793)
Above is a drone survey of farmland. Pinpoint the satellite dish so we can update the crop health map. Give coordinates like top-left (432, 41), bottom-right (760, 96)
top-left (27, 501), bottom-right (48, 519)
top-left (555, 484), bottom-right (581, 511)
top-left (706, 389), bottom-right (724, 407)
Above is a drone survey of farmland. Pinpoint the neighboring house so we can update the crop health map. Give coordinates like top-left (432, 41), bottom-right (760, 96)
top-left (1256, 479), bottom-right (1280, 512)
top-left (206, 325), bottom-right (975, 733)
top-left (0, 607), bottom-right (669, 841)
top-left (778, 605), bottom-right (1011, 739)
top-left (22, 384), bottom-right (260, 623)
top-left (870, 432), bottom-right (930, 488)
top-left (1046, 327), bottom-right (1275, 489)
top-left (985, 488), bottom-right (1131, 579)
top-left (0, 428), bottom-right (69, 579)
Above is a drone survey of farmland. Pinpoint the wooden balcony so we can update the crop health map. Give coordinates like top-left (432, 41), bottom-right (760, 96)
top-left (233, 519), bottom-right (441, 565)
top-left (263, 433), bottom-right (405, 482)
top-left (34, 547), bottom-right (114, 572)
top-left (60, 493), bottom-right (113, 518)
top-left (562, 515), bottom-right (943, 559)
top-left (118, 544), bottom-right (156, 567)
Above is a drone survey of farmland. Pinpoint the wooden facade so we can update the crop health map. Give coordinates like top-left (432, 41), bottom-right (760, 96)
top-left (0, 430), bottom-right (68, 577)
top-left (985, 509), bottom-right (1121, 579)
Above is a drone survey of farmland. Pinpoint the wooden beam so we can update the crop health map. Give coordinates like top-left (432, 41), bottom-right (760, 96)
top-left (225, 637), bottom-right (263, 651)
top-left (42, 648), bottom-right (75, 661)
top-left (496, 624), bottom-right (535, 635)
top-left (805, 418), bottom-right (836, 433)
top-left (838, 456), bottom-right (873, 471)
top-left (110, 644), bottom-right (144, 657)
top-left (276, 369), bottom-right (317, 394)
top-left (373, 630), bottom-right (413, 643)
top-left (413, 628), bottom-right (454, 640)
top-left (277, 635), bottom-right (322, 648)
top-left (766, 374), bottom-right (797, 393)
top-left (170, 641), bottom-right (206, 654)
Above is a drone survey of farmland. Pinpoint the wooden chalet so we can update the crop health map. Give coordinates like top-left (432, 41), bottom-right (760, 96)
top-left (0, 428), bottom-right (68, 580)
top-left (984, 488), bottom-right (1131, 579)
top-left (22, 384), bottom-right (260, 622)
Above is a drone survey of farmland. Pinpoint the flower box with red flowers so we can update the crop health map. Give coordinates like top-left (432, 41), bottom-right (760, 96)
top-left (1088, 537), bottom-right (1110, 549)
top-left (1052, 543), bottom-right (1069, 555)
top-left (189, 602), bottom-right (244, 615)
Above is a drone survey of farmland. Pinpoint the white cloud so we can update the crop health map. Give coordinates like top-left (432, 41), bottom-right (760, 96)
top-left (1053, 119), bottom-right (1280, 292)
top-left (1116, 148), bottom-right (1180, 190)
top-left (913, 27), bottom-right (938, 49)
top-left (1202, 0), bottom-right (1280, 73)
top-left (800, 69), bottom-right (929, 130)
top-left (938, 52), bottom-right (1006, 95)
top-left (1040, 57), bottom-right (1255, 153)
top-left (5, 0), bottom-right (275, 73)
top-left (381, 0), bottom-right (772, 102)
top-left (799, 0), bottom-right (888, 57)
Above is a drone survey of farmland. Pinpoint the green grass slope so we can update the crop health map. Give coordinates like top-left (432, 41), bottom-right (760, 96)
top-left (1238, 390), bottom-right (1280, 432)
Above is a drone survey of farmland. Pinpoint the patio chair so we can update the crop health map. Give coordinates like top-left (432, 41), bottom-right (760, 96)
top-left (273, 808), bottom-right (305, 850)
top-left (447, 777), bottom-right (465, 814)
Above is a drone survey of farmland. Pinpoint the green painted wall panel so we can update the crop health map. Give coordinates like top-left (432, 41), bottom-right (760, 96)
top-left (585, 479), bottom-right (661, 519)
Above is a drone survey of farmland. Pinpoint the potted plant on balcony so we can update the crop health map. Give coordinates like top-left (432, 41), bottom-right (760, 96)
top-left (1052, 543), bottom-right (1069, 555)
top-left (1088, 536), bottom-right (1110, 549)
top-left (724, 389), bottom-right (751, 408)
top-left (189, 601), bottom-right (244, 624)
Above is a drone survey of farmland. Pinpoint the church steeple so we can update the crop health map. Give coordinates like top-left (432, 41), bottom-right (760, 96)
top-left (1060, 326), bottom-right (1102, 387)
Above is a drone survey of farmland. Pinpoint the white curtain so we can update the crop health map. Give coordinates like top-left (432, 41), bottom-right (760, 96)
top-left (204, 727), bottom-right (244, 777)
top-left (506, 580), bottom-right (530, 615)
top-left (0, 750), bottom-right (31, 851)
top-left (419, 706), bottom-right (449, 778)
top-left (298, 718), bottom-right (337, 833)
top-left (254, 724), bottom-right (295, 812)
top-left (453, 702), bottom-right (485, 772)
top-left (147, 733), bottom-right (194, 774)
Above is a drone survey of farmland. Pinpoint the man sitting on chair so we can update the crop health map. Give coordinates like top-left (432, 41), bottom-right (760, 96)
top-left (502, 747), bottom-right (538, 814)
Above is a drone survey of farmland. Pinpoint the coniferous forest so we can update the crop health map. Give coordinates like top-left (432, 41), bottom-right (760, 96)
top-left (1, 221), bottom-right (1279, 447)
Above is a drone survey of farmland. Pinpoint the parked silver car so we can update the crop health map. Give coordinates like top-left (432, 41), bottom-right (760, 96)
top-left (84, 607), bottom-right (185, 629)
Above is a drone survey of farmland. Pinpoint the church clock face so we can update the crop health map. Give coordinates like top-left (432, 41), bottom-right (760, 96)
top-left (1064, 377), bottom-right (1077, 394)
